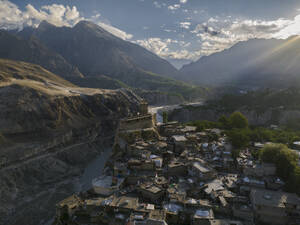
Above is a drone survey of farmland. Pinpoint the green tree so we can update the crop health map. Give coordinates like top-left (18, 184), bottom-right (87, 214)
top-left (227, 128), bottom-right (250, 148)
top-left (229, 111), bottom-right (248, 129)
top-left (162, 111), bottom-right (168, 123)
top-left (259, 144), bottom-right (284, 163)
top-left (218, 115), bottom-right (230, 129)
top-left (260, 144), bottom-right (298, 181)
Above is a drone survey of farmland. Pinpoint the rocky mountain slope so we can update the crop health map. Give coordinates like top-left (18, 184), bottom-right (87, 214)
top-left (180, 36), bottom-right (300, 88)
top-left (0, 59), bottom-right (142, 225)
top-left (169, 88), bottom-right (300, 127)
top-left (0, 30), bottom-right (83, 79)
top-left (16, 21), bottom-right (207, 103)
top-left (22, 20), bottom-right (178, 79)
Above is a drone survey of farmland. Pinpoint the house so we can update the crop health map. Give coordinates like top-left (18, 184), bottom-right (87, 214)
top-left (180, 126), bottom-right (197, 134)
top-left (240, 177), bottom-right (265, 195)
top-left (250, 188), bottom-right (300, 225)
top-left (110, 196), bottom-right (139, 214)
top-left (265, 177), bottom-right (285, 190)
top-left (92, 175), bottom-right (124, 196)
top-left (56, 195), bottom-right (82, 221)
top-left (138, 183), bottom-right (165, 203)
top-left (164, 202), bottom-right (184, 224)
top-left (189, 162), bottom-right (216, 181)
top-left (185, 199), bottom-right (212, 210)
top-left (243, 163), bottom-right (276, 177)
top-left (113, 162), bottom-right (128, 177)
top-left (132, 210), bottom-right (168, 225)
top-left (171, 135), bottom-right (188, 153)
top-left (167, 161), bottom-right (187, 176)
top-left (150, 155), bottom-right (163, 168)
top-left (232, 204), bottom-right (254, 222)
top-left (192, 208), bottom-right (214, 225)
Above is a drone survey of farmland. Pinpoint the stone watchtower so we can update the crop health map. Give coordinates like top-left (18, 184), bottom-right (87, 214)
top-left (139, 100), bottom-right (148, 115)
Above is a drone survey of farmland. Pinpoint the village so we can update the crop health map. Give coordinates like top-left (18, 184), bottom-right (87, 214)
top-left (54, 102), bottom-right (300, 225)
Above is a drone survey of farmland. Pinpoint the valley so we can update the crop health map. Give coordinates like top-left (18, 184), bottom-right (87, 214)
top-left (1, 5), bottom-right (300, 224)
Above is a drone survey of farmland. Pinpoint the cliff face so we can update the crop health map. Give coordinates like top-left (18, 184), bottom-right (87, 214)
top-left (168, 105), bottom-right (300, 126)
top-left (134, 89), bottom-right (185, 106)
top-left (0, 59), bottom-right (141, 225)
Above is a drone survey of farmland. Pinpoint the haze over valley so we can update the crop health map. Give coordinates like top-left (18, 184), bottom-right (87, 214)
top-left (1, 1), bottom-right (300, 225)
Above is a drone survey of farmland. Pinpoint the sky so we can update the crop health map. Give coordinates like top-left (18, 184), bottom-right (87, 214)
top-left (2, 0), bottom-right (300, 68)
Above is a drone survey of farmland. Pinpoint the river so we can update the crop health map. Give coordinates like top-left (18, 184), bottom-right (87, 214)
top-left (76, 147), bottom-right (112, 192)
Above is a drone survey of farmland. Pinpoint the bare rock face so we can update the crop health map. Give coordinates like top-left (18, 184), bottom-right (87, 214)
top-left (0, 59), bottom-right (142, 225)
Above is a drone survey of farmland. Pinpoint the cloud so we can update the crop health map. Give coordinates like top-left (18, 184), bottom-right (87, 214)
top-left (133, 38), bottom-right (196, 60)
top-left (153, 1), bottom-right (161, 8)
top-left (0, 0), bottom-right (83, 29)
top-left (188, 16), bottom-right (295, 60)
top-left (153, 1), bottom-right (166, 9)
top-left (180, 22), bottom-right (191, 29)
top-left (96, 21), bottom-right (133, 40)
top-left (0, 1), bottom-right (133, 40)
top-left (168, 4), bottom-right (181, 11)
top-left (0, 0), bottom-right (23, 30)
top-left (134, 38), bottom-right (177, 56)
top-left (180, 0), bottom-right (188, 4)
top-left (274, 15), bottom-right (300, 38)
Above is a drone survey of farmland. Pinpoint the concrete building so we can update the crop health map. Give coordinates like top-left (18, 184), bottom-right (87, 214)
top-left (171, 135), bottom-right (188, 153)
top-left (250, 188), bottom-right (300, 225)
top-left (189, 161), bottom-right (216, 181)
top-left (92, 175), bottom-right (124, 196)
top-left (192, 208), bottom-right (214, 225)
top-left (138, 183), bottom-right (165, 203)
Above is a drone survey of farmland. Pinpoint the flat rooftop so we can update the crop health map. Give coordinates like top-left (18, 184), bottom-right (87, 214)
top-left (251, 188), bottom-right (300, 208)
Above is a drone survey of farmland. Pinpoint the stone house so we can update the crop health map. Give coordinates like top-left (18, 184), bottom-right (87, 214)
top-left (138, 183), bottom-right (165, 203)
top-left (250, 188), bottom-right (300, 225)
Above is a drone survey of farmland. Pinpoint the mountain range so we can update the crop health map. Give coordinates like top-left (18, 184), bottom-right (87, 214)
top-left (2, 20), bottom-right (300, 101)
top-left (180, 36), bottom-right (300, 89)
top-left (0, 20), bottom-right (208, 103)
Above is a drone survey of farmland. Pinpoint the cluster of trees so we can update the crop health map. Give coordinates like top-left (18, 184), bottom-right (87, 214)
top-left (187, 111), bottom-right (248, 131)
top-left (188, 112), bottom-right (300, 194)
top-left (260, 144), bottom-right (300, 194)
top-left (188, 111), bottom-right (249, 148)
top-left (189, 111), bottom-right (300, 148)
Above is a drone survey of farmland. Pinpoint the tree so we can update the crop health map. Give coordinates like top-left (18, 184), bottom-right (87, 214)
top-left (218, 115), bottom-right (230, 129)
top-left (260, 144), bottom-right (298, 180)
top-left (227, 128), bottom-right (250, 148)
top-left (229, 111), bottom-right (248, 129)
top-left (162, 111), bottom-right (168, 123)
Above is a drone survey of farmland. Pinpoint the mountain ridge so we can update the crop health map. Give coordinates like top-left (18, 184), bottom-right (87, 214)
top-left (180, 36), bottom-right (300, 88)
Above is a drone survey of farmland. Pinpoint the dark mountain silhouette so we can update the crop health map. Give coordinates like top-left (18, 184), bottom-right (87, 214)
top-left (180, 37), bottom-right (300, 88)
top-left (15, 20), bottom-right (207, 101)
top-left (0, 30), bottom-right (83, 79)
top-left (20, 21), bottom-right (179, 83)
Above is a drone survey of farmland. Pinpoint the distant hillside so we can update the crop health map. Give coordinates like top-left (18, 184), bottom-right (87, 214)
top-left (0, 30), bottom-right (83, 79)
top-left (180, 37), bottom-right (300, 88)
top-left (14, 21), bottom-right (208, 102)
top-left (20, 21), bottom-right (179, 85)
